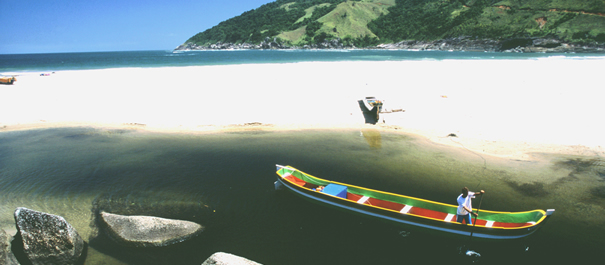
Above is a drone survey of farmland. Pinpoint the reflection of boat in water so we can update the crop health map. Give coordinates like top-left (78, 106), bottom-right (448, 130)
top-left (275, 164), bottom-right (555, 240)
top-left (0, 76), bottom-right (16, 85)
top-left (361, 128), bottom-right (381, 149)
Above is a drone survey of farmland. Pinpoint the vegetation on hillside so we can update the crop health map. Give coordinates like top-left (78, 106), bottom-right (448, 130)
top-left (369, 0), bottom-right (605, 42)
top-left (186, 0), bottom-right (341, 46)
top-left (183, 0), bottom-right (605, 48)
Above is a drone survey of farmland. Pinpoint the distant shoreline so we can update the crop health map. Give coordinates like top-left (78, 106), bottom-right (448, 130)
top-left (175, 37), bottom-right (605, 53)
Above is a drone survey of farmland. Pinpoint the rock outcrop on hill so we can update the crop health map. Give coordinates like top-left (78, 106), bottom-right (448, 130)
top-left (14, 207), bottom-right (85, 265)
top-left (175, 36), bottom-right (605, 53)
top-left (379, 37), bottom-right (605, 53)
top-left (100, 211), bottom-right (204, 247)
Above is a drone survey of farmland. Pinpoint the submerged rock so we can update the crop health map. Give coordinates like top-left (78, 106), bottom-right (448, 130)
top-left (100, 211), bottom-right (204, 247)
top-left (202, 252), bottom-right (262, 265)
top-left (1, 229), bottom-right (19, 265)
top-left (14, 207), bottom-right (84, 265)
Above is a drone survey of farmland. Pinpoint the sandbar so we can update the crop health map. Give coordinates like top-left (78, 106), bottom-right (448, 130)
top-left (1, 59), bottom-right (604, 161)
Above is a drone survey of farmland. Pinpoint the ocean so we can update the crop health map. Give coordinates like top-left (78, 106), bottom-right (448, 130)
top-left (1, 49), bottom-right (602, 73)
top-left (1, 50), bottom-right (604, 264)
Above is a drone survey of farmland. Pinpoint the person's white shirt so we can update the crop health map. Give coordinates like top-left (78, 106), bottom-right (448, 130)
top-left (457, 191), bottom-right (475, 215)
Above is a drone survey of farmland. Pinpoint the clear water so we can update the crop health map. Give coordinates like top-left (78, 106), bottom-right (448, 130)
top-left (1, 128), bottom-right (603, 264)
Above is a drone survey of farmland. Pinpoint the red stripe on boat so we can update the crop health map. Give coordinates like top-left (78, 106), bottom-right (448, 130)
top-left (347, 193), bottom-right (364, 201)
top-left (493, 222), bottom-right (533, 228)
top-left (474, 219), bottom-right (488, 226)
top-left (408, 207), bottom-right (449, 220)
top-left (284, 175), bottom-right (307, 186)
top-left (366, 197), bottom-right (406, 211)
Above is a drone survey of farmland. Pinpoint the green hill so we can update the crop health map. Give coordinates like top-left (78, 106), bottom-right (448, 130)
top-left (178, 0), bottom-right (605, 51)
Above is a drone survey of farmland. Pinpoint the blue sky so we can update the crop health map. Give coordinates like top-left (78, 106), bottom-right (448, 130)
top-left (0, 0), bottom-right (275, 54)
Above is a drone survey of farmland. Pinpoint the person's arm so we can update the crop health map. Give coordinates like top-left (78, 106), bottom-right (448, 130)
top-left (466, 190), bottom-right (484, 216)
top-left (463, 206), bottom-right (478, 217)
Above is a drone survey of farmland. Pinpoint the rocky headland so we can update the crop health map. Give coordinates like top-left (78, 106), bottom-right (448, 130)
top-left (175, 37), bottom-right (605, 53)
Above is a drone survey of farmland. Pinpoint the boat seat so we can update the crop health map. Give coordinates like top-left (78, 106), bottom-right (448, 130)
top-left (322, 184), bottom-right (347, 198)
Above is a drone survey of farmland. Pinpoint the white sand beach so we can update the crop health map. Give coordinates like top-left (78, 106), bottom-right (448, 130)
top-left (1, 59), bottom-right (604, 161)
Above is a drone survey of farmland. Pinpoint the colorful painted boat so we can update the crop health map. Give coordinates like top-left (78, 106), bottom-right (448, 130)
top-left (0, 76), bottom-right (16, 85)
top-left (275, 165), bottom-right (554, 240)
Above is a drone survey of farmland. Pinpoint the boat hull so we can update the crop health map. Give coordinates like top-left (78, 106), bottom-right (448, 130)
top-left (275, 167), bottom-right (552, 240)
top-left (0, 76), bottom-right (16, 85)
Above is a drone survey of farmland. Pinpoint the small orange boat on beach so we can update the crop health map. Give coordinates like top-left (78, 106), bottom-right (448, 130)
top-left (0, 76), bottom-right (17, 85)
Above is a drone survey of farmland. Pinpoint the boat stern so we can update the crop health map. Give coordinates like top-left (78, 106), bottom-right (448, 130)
top-left (546, 209), bottom-right (555, 216)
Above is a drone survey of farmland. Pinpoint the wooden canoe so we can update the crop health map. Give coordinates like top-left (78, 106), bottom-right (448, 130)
top-left (275, 164), bottom-right (554, 240)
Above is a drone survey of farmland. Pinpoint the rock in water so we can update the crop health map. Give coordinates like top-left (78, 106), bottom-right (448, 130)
top-left (14, 207), bottom-right (84, 265)
top-left (100, 211), bottom-right (204, 247)
top-left (1, 229), bottom-right (19, 265)
top-left (202, 252), bottom-right (262, 265)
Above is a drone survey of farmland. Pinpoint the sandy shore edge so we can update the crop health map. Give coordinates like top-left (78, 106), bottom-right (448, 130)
top-left (2, 119), bottom-right (603, 163)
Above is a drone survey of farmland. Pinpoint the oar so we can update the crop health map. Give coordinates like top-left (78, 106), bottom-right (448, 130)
top-left (469, 192), bottom-right (484, 241)
top-left (462, 192), bottom-right (484, 260)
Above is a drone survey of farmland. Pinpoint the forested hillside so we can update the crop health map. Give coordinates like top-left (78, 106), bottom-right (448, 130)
top-left (370, 0), bottom-right (605, 42)
top-left (178, 0), bottom-right (605, 51)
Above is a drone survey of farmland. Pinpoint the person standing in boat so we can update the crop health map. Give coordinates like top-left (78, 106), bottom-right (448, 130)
top-left (456, 187), bottom-right (485, 225)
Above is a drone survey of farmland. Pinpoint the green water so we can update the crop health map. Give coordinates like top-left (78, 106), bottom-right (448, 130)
top-left (0, 127), bottom-right (603, 264)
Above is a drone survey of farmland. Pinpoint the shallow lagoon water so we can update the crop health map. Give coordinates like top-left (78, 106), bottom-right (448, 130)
top-left (0, 127), bottom-right (603, 264)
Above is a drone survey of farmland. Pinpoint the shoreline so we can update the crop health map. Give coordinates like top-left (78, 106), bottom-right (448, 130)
top-left (175, 37), bottom-right (605, 53)
top-left (2, 60), bottom-right (604, 162)
top-left (4, 50), bottom-right (604, 77)
top-left (2, 120), bottom-right (603, 163)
